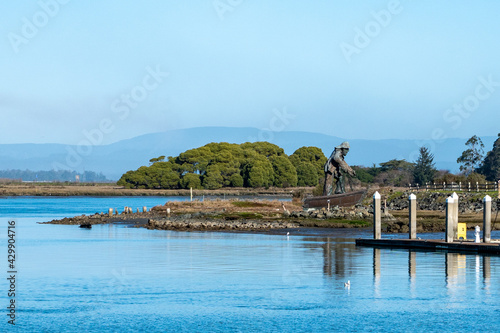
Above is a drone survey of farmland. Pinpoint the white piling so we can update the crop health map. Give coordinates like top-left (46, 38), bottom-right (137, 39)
top-left (409, 193), bottom-right (417, 239)
top-left (452, 192), bottom-right (459, 239)
top-left (108, 208), bottom-right (113, 217)
top-left (143, 206), bottom-right (147, 213)
top-left (445, 196), bottom-right (455, 243)
top-left (483, 195), bottom-right (491, 243)
top-left (373, 191), bottom-right (381, 240)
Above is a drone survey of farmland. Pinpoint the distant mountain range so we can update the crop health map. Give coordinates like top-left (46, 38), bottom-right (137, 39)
top-left (0, 127), bottom-right (496, 180)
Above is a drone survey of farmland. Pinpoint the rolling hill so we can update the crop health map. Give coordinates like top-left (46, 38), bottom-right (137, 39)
top-left (0, 127), bottom-right (495, 180)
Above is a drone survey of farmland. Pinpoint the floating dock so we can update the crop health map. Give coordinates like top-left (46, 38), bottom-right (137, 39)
top-left (356, 238), bottom-right (500, 255)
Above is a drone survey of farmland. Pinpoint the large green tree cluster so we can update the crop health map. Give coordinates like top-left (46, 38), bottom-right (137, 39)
top-left (117, 142), bottom-right (325, 189)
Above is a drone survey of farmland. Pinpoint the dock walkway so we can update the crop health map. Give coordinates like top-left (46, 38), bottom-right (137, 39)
top-left (356, 238), bottom-right (500, 255)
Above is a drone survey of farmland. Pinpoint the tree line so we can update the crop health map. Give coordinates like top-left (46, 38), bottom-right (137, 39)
top-left (117, 142), bottom-right (325, 189)
top-left (117, 134), bottom-right (500, 189)
top-left (0, 170), bottom-right (109, 182)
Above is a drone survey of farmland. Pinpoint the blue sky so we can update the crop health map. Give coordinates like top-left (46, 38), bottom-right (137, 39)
top-left (1, 0), bottom-right (499, 145)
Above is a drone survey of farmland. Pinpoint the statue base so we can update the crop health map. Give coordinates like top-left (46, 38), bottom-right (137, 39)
top-left (303, 190), bottom-right (366, 209)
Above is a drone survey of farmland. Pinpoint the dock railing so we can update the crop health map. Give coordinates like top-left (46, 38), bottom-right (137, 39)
top-left (408, 180), bottom-right (499, 193)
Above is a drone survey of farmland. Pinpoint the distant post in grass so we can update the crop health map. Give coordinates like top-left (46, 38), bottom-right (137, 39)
top-left (409, 193), bottom-right (417, 239)
top-left (373, 191), bottom-right (381, 239)
top-left (190, 187), bottom-right (193, 202)
top-left (483, 195), bottom-right (491, 243)
top-left (445, 196), bottom-right (455, 243)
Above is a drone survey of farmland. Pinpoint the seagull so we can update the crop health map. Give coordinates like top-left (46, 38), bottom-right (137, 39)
top-left (344, 280), bottom-right (351, 288)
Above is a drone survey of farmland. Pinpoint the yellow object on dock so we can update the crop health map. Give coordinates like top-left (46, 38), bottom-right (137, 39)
top-left (458, 223), bottom-right (467, 240)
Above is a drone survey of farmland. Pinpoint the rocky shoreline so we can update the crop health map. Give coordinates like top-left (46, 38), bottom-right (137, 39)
top-left (146, 217), bottom-right (298, 231)
top-left (39, 193), bottom-right (499, 234)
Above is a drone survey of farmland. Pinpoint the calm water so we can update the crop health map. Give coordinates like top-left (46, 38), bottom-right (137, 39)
top-left (1, 197), bottom-right (500, 332)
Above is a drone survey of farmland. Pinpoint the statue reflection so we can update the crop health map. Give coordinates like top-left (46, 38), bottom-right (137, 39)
top-left (310, 237), bottom-right (356, 278)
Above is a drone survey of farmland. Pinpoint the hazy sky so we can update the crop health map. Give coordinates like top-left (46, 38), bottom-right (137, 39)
top-left (1, 0), bottom-right (499, 145)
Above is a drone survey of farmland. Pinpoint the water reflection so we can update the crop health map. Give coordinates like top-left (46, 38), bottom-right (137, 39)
top-left (305, 237), bottom-right (356, 278)
top-left (311, 237), bottom-right (494, 294)
top-left (373, 248), bottom-right (381, 297)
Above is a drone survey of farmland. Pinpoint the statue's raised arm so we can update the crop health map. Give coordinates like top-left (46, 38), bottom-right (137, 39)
top-left (323, 141), bottom-right (356, 195)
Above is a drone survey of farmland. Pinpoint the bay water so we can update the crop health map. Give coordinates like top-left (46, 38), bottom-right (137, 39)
top-left (1, 197), bottom-right (499, 332)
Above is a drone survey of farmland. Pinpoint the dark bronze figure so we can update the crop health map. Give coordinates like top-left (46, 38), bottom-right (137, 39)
top-left (323, 141), bottom-right (356, 195)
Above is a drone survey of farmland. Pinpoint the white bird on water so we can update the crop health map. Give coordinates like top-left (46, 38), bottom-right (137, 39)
top-left (344, 280), bottom-right (351, 288)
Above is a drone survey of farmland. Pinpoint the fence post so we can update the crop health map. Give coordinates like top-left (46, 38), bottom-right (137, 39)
top-left (468, 182), bottom-right (471, 192)
top-left (483, 195), bottom-right (491, 243)
top-left (373, 191), bottom-right (381, 240)
top-left (476, 182), bottom-right (479, 192)
top-left (443, 182), bottom-right (446, 191)
top-left (459, 182), bottom-right (462, 191)
top-left (445, 196), bottom-right (455, 243)
top-left (409, 193), bottom-right (417, 239)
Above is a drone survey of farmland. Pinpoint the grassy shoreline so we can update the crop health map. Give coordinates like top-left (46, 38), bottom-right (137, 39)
top-left (0, 183), bottom-right (310, 197)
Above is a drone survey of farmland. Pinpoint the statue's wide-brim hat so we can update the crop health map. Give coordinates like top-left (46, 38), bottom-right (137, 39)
top-left (335, 141), bottom-right (350, 149)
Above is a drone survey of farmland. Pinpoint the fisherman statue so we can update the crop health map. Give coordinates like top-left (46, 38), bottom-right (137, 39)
top-left (323, 141), bottom-right (356, 195)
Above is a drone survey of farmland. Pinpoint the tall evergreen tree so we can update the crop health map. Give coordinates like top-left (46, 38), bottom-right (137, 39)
top-left (413, 146), bottom-right (437, 185)
top-left (478, 133), bottom-right (500, 181)
top-left (456, 135), bottom-right (484, 175)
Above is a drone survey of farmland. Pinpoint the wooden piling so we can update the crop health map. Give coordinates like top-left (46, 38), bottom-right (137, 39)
top-left (373, 191), bottom-right (381, 240)
top-left (409, 193), bottom-right (417, 239)
top-left (483, 195), bottom-right (491, 243)
top-left (108, 208), bottom-right (113, 217)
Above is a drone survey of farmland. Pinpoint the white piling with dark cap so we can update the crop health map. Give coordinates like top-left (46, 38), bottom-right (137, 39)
top-left (373, 191), bottom-right (381, 239)
top-left (409, 193), bottom-right (417, 239)
top-left (445, 196), bottom-right (455, 243)
top-left (483, 195), bottom-right (491, 243)
top-left (452, 192), bottom-right (459, 239)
